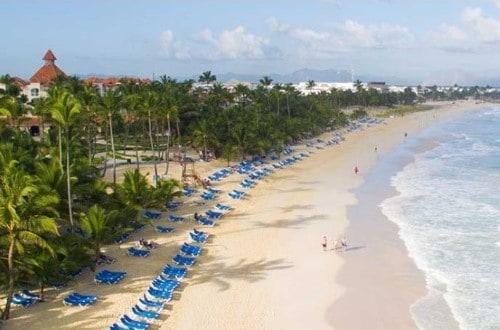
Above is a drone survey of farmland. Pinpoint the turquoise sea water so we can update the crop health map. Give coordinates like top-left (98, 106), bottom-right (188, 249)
top-left (380, 107), bottom-right (500, 330)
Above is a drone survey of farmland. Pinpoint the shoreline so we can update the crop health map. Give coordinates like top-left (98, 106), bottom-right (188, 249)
top-left (2, 101), bottom-right (484, 330)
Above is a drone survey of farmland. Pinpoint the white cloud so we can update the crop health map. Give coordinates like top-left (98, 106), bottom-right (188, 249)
top-left (267, 16), bottom-right (414, 59)
top-left (428, 23), bottom-right (470, 51)
top-left (160, 26), bottom-right (270, 60)
top-left (461, 7), bottom-right (500, 43)
top-left (159, 30), bottom-right (191, 59)
top-left (211, 26), bottom-right (268, 59)
top-left (428, 6), bottom-right (500, 52)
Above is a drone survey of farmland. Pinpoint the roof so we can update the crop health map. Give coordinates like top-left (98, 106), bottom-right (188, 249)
top-left (83, 76), bottom-right (151, 86)
top-left (30, 64), bottom-right (66, 84)
top-left (42, 50), bottom-right (57, 61)
top-left (29, 50), bottom-right (66, 84)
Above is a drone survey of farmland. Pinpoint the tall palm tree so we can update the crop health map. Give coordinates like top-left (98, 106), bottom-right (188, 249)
top-left (78, 84), bottom-right (99, 163)
top-left (50, 91), bottom-right (81, 230)
top-left (0, 160), bottom-right (59, 320)
top-left (141, 91), bottom-right (159, 184)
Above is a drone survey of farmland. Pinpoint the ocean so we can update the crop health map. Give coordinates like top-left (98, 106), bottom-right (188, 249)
top-left (379, 106), bottom-right (500, 330)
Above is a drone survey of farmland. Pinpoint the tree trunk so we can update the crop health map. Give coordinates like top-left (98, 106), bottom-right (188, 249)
top-left (3, 237), bottom-right (16, 320)
top-left (164, 114), bottom-right (171, 175)
top-left (109, 112), bottom-right (117, 184)
top-left (148, 109), bottom-right (158, 186)
top-left (66, 131), bottom-right (74, 230)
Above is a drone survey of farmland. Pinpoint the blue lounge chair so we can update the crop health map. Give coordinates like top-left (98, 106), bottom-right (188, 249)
top-left (180, 242), bottom-right (202, 257)
top-left (12, 293), bottom-right (38, 308)
top-left (139, 295), bottom-right (165, 311)
top-left (155, 226), bottom-right (175, 233)
top-left (215, 203), bottom-right (231, 211)
top-left (120, 314), bottom-right (149, 330)
top-left (114, 231), bottom-right (132, 244)
top-left (168, 214), bottom-right (185, 223)
top-left (143, 210), bottom-right (162, 219)
top-left (172, 254), bottom-right (196, 266)
top-left (94, 270), bottom-right (127, 285)
top-left (147, 288), bottom-right (173, 301)
top-left (132, 305), bottom-right (159, 321)
top-left (20, 290), bottom-right (40, 301)
top-left (165, 201), bottom-right (182, 211)
top-left (207, 187), bottom-right (221, 194)
top-left (110, 323), bottom-right (128, 330)
top-left (228, 190), bottom-right (245, 200)
top-left (205, 210), bottom-right (223, 220)
top-left (127, 247), bottom-right (151, 257)
top-left (197, 217), bottom-right (215, 227)
top-left (189, 231), bottom-right (209, 244)
top-left (63, 292), bottom-right (98, 307)
top-left (200, 191), bottom-right (216, 200)
top-left (161, 264), bottom-right (188, 280)
top-left (151, 277), bottom-right (180, 292)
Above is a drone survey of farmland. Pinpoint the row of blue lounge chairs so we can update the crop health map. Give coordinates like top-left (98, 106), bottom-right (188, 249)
top-left (112, 244), bottom-right (190, 329)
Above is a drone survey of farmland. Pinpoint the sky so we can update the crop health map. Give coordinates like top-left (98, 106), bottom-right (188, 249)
top-left (3, 0), bottom-right (500, 85)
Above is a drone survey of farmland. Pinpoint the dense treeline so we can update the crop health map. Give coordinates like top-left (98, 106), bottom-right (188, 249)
top-left (1, 71), bottom-right (487, 320)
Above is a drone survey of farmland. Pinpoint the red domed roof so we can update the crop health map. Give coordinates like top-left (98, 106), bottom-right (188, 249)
top-left (29, 50), bottom-right (66, 84)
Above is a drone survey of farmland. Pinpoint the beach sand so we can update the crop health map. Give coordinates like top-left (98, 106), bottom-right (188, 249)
top-left (2, 101), bottom-right (483, 330)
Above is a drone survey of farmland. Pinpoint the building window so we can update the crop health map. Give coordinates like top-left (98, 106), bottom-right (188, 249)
top-left (31, 88), bottom-right (39, 97)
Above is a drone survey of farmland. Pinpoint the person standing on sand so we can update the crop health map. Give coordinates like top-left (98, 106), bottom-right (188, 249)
top-left (354, 166), bottom-right (359, 175)
top-left (341, 236), bottom-right (348, 252)
top-left (321, 236), bottom-right (327, 251)
top-left (333, 240), bottom-right (339, 251)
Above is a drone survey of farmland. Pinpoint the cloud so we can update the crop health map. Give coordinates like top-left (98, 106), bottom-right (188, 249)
top-left (428, 6), bottom-right (500, 52)
top-left (266, 16), bottom-right (414, 58)
top-left (160, 26), bottom-right (274, 61)
top-left (159, 30), bottom-right (191, 59)
top-left (461, 7), bottom-right (500, 43)
top-left (428, 23), bottom-right (471, 52)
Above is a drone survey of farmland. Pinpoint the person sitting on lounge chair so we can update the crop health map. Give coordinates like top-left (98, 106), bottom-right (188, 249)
top-left (139, 238), bottom-right (156, 249)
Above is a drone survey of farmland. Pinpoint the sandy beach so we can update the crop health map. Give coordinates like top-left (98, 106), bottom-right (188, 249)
top-left (2, 101), bottom-right (484, 330)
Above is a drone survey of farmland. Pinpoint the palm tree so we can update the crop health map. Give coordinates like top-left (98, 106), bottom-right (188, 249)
top-left (80, 204), bottom-right (118, 261)
top-left (0, 74), bottom-right (21, 97)
top-left (50, 90), bottom-right (81, 230)
top-left (198, 71), bottom-right (216, 89)
top-left (141, 91), bottom-right (159, 184)
top-left (78, 84), bottom-right (99, 164)
top-left (117, 169), bottom-right (151, 211)
top-left (101, 90), bottom-right (120, 184)
top-left (0, 160), bottom-right (59, 320)
top-left (306, 80), bottom-right (316, 93)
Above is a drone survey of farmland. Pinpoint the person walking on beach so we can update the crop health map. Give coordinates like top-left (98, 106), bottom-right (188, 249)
top-left (354, 166), bottom-right (359, 175)
top-left (341, 236), bottom-right (348, 252)
top-left (333, 240), bottom-right (339, 251)
top-left (321, 236), bottom-right (327, 251)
